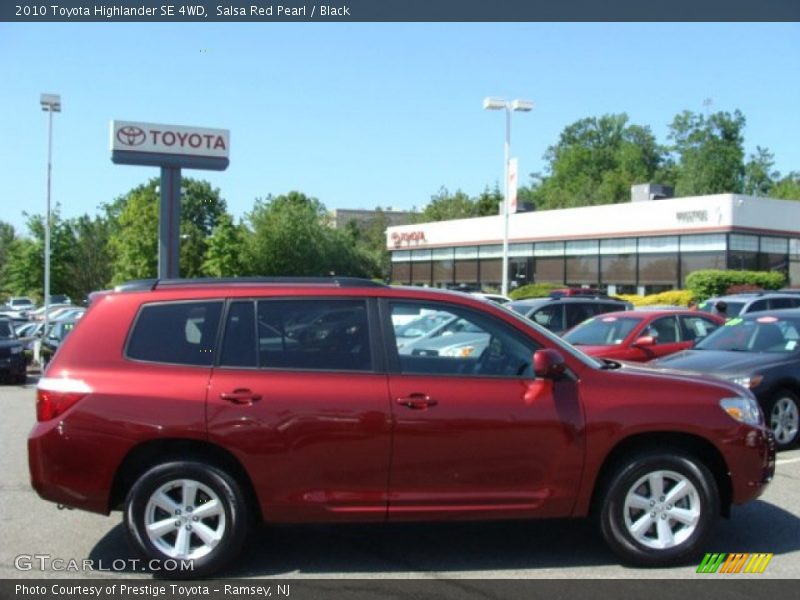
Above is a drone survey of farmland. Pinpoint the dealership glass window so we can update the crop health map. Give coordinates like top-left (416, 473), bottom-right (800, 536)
top-left (534, 257), bottom-right (565, 284)
top-left (391, 262), bottom-right (411, 284)
top-left (600, 238), bottom-right (637, 255)
top-left (565, 240), bottom-right (599, 286)
top-left (601, 255), bottom-right (637, 285)
top-left (638, 254), bottom-right (678, 289)
top-left (411, 261), bottom-right (432, 285)
top-left (432, 248), bottom-right (455, 287)
top-left (510, 257), bottom-right (532, 286)
top-left (509, 243), bottom-right (534, 257)
top-left (479, 259), bottom-right (503, 287)
top-left (728, 252), bottom-right (758, 271)
top-left (566, 256), bottom-right (599, 286)
top-left (479, 244), bottom-right (503, 259)
top-left (454, 246), bottom-right (479, 259)
top-left (729, 234), bottom-right (759, 252)
top-left (680, 234), bottom-right (726, 253)
top-left (391, 250), bottom-right (411, 263)
top-left (534, 241), bottom-right (565, 257)
top-left (758, 236), bottom-right (789, 272)
top-left (790, 239), bottom-right (800, 259)
top-left (599, 238), bottom-right (636, 289)
top-left (638, 236), bottom-right (679, 254)
top-left (681, 253), bottom-right (726, 285)
top-left (454, 261), bottom-right (478, 284)
top-left (454, 246), bottom-right (479, 284)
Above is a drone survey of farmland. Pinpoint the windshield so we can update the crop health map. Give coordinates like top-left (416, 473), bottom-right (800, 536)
top-left (695, 315), bottom-right (800, 353)
top-left (563, 315), bottom-right (642, 346)
top-left (0, 320), bottom-right (15, 338)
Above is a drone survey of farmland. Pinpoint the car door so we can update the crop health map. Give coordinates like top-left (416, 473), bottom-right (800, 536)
top-left (383, 300), bottom-right (585, 520)
top-left (643, 315), bottom-right (686, 359)
top-left (206, 297), bottom-right (393, 522)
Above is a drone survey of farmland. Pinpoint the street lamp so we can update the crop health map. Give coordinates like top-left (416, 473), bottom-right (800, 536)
top-left (483, 96), bottom-right (533, 296)
top-left (40, 93), bottom-right (61, 340)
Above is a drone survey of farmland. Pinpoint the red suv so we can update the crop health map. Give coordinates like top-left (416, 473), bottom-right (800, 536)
top-left (29, 278), bottom-right (775, 577)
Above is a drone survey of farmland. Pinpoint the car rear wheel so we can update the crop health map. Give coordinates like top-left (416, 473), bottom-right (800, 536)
top-left (766, 389), bottom-right (800, 450)
top-left (124, 461), bottom-right (249, 578)
top-left (598, 450), bottom-right (718, 567)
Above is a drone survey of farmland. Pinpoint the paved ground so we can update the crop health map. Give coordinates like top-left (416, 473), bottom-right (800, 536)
top-left (2, 376), bottom-right (798, 580)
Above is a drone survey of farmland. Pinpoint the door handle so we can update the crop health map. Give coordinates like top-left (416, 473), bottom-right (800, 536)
top-left (396, 393), bottom-right (437, 410)
top-left (220, 389), bottom-right (262, 404)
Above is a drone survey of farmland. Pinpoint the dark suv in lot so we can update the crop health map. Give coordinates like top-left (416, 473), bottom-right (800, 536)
top-left (30, 278), bottom-right (774, 577)
top-left (507, 296), bottom-right (633, 335)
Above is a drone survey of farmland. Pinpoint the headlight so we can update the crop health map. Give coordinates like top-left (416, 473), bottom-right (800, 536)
top-left (10, 346), bottom-right (22, 355)
top-left (730, 375), bottom-right (763, 389)
top-left (720, 396), bottom-right (763, 426)
top-left (440, 345), bottom-right (476, 357)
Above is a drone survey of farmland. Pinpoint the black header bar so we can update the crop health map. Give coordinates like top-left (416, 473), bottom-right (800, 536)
top-left (3, 0), bottom-right (800, 23)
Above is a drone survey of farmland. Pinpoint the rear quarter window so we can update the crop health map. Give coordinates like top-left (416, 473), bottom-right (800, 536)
top-left (126, 301), bottom-right (222, 366)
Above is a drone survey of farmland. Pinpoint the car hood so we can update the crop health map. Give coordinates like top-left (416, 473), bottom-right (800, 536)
top-left (650, 349), bottom-right (794, 377)
top-left (613, 359), bottom-right (750, 397)
top-left (0, 339), bottom-right (22, 349)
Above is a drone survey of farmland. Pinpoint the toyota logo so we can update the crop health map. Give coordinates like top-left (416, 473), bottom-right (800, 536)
top-left (116, 126), bottom-right (146, 146)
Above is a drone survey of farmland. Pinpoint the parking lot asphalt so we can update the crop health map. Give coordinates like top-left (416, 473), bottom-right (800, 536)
top-left (2, 376), bottom-right (799, 580)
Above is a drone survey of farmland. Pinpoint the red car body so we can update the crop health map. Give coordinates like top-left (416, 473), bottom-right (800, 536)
top-left (563, 309), bottom-right (725, 362)
top-left (28, 280), bottom-right (774, 575)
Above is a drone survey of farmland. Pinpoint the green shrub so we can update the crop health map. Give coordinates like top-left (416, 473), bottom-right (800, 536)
top-left (509, 282), bottom-right (562, 300)
top-left (685, 270), bottom-right (785, 301)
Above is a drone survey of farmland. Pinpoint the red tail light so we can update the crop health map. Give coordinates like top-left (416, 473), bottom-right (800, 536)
top-left (36, 378), bottom-right (91, 421)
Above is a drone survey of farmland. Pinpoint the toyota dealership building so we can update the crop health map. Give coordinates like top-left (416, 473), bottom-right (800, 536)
top-left (386, 192), bottom-right (800, 294)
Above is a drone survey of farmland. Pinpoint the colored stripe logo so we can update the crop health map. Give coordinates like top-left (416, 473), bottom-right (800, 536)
top-left (697, 553), bottom-right (773, 574)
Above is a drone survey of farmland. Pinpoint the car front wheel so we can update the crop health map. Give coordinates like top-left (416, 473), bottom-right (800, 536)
top-left (598, 450), bottom-right (719, 567)
top-left (124, 461), bottom-right (249, 578)
top-left (766, 389), bottom-right (800, 450)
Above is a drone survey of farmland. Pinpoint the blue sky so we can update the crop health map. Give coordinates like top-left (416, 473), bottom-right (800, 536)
top-left (2, 22), bottom-right (799, 235)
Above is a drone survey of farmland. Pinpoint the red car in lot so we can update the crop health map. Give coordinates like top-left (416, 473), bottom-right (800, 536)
top-left (29, 278), bottom-right (774, 577)
top-left (562, 310), bottom-right (725, 362)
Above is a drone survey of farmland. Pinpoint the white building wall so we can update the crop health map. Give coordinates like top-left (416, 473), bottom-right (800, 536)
top-left (387, 194), bottom-right (800, 250)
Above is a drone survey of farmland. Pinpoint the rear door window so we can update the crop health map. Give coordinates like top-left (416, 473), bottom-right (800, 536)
top-left (127, 301), bottom-right (222, 366)
top-left (256, 299), bottom-right (372, 371)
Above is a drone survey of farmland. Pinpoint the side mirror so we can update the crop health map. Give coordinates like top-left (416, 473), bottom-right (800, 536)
top-left (633, 335), bottom-right (656, 347)
top-left (533, 348), bottom-right (566, 379)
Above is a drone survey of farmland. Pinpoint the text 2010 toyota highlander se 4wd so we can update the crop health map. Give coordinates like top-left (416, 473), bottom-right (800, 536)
top-left (29, 278), bottom-right (775, 577)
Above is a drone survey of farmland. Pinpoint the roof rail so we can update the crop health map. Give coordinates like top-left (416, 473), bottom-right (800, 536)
top-left (115, 277), bottom-right (386, 292)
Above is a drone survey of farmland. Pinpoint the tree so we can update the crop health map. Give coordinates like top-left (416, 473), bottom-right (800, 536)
top-left (66, 215), bottom-right (112, 302)
top-left (107, 181), bottom-right (159, 284)
top-left (414, 188), bottom-right (477, 223)
top-left (244, 191), bottom-right (379, 278)
top-left (0, 221), bottom-right (15, 290)
top-left (0, 210), bottom-right (77, 301)
top-left (106, 177), bottom-right (232, 283)
top-left (667, 109), bottom-right (746, 196)
top-left (743, 146), bottom-right (779, 196)
top-left (475, 186), bottom-right (504, 217)
top-left (203, 213), bottom-right (248, 277)
top-left (770, 172), bottom-right (800, 201)
top-left (529, 114), bottom-right (662, 209)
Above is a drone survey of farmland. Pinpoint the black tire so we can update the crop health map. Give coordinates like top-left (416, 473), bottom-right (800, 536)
top-left (598, 450), bottom-right (719, 567)
top-left (125, 461), bottom-right (249, 578)
top-left (765, 389), bottom-right (800, 450)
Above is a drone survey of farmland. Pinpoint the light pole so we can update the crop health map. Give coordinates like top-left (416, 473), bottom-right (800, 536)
top-left (483, 97), bottom-right (533, 296)
top-left (40, 93), bottom-right (61, 340)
